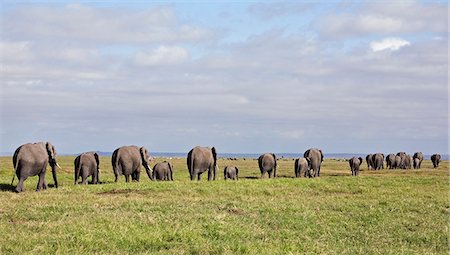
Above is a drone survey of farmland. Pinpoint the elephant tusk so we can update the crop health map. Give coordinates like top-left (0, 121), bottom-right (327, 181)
top-left (56, 162), bottom-right (62, 169)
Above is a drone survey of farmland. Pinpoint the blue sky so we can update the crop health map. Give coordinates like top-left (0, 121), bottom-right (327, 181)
top-left (0, 1), bottom-right (448, 155)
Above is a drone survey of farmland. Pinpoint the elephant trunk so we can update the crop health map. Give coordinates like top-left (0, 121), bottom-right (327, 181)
top-left (50, 161), bottom-right (59, 188)
top-left (144, 163), bottom-right (153, 180)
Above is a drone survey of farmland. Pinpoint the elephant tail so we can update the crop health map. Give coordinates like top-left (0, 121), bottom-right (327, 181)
top-left (11, 147), bottom-right (21, 185)
top-left (111, 149), bottom-right (121, 175)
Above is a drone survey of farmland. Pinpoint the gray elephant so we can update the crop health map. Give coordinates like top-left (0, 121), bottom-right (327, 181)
top-left (187, 146), bottom-right (217, 181)
top-left (396, 152), bottom-right (407, 169)
top-left (304, 148), bottom-right (324, 177)
top-left (152, 161), bottom-right (173, 181)
top-left (258, 153), bottom-right (277, 178)
top-left (371, 153), bottom-right (384, 170)
top-left (395, 155), bottom-right (401, 169)
top-left (431, 154), bottom-right (441, 168)
top-left (294, 158), bottom-right (310, 177)
top-left (412, 152), bottom-right (424, 169)
top-left (224, 166), bottom-right (239, 180)
top-left (111, 145), bottom-right (152, 182)
top-left (366, 154), bottom-right (373, 170)
top-left (74, 152), bottom-right (100, 185)
top-left (12, 142), bottom-right (61, 193)
top-left (386, 154), bottom-right (396, 169)
top-left (349, 157), bottom-right (363, 176)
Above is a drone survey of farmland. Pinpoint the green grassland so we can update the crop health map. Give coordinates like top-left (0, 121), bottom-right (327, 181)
top-left (0, 156), bottom-right (448, 254)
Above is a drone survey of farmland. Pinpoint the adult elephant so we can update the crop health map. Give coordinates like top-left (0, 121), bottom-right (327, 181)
top-left (395, 155), bottom-right (401, 169)
top-left (224, 166), bottom-right (239, 180)
top-left (396, 152), bottom-right (408, 169)
top-left (349, 157), bottom-right (363, 176)
top-left (386, 154), bottom-right (396, 169)
top-left (74, 152), bottom-right (100, 185)
top-left (152, 161), bottom-right (173, 181)
top-left (187, 146), bottom-right (217, 181)
top-left (372, 153), bottom-right (384, 170)
top-left (258, 153), bottom-right (277, 178)
top-left (304, 148), bottom-right (324, 177)
top-left (431, 154), bottom-right (441, 168)
top-left (12, 142), bottom-right (61, 193)
top-left (112, 146), bottom-right (152, 182)
top-left (366, 154), bottom-right (373, 170)
top-left (412, 152), bottom-right (424, 169)
top-left (294, 158), bottom-right (309, 178)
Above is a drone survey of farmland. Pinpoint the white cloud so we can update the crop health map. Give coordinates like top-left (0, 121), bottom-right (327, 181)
top-left (134, 46), bottom-right (189, 66)
top-left (315, 1), bottom-right (447, 38)
top-left (370, 37), bottom-right (411, 52)
top-left (3, 5), bottom-right (214, 44)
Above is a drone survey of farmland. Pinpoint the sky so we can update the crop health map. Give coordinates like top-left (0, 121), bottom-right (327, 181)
top-left (0, 0), bottom-right (448, 155)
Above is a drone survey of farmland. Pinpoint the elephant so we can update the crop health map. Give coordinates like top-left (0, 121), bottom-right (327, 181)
top-left (396, 152), bottom-right (408, 169)
top-left (386, 154), bottom-right (396, 169)
top-left (412, 152), bottom-right (424, 169)
top-left (400, 154), bottom-right (413, 169)
top-left (11, 142), bottom-right (61, 193)
top-left (304, 148), bottom-right (324, 177)
top-left (395, 155), bottom-right (401, 169)
top-left (187, 146), bottom-right (217, 181)
top-left (258, 153), bottom-right (277, 178)
top-left (349, 157), bottom-right (363, 176)
top-left (431, 154), bottom-right (441, 168)
top-left (294, 158), bottom-right (310, 177)
top-left (371, 153), bottom-right (384, 170)
top-left (74, 152), bottom-right (100, 185)
top-left (224, 166), bottom-right (239, 180)
top-left (111, 146), bottom-right (152, 182)
top-left (366, 154), bottom-right (373, 170)
top-left (152, 161), bottom-right (173, 181)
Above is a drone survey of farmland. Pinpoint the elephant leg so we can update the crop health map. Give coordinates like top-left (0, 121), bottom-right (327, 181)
top-left (81, 174), bottom-right (88, 185)
top-left (15, 176), bottom-right (27, 193)
top-left (197, 172), bottom-right (202, 181)
top-left (125, 174), bottom-right (130, 182)
top-left (135, 171), bottom-right (140, 182)
top-left (268, 170), bottom-right (273, 179)
top-left (93, 170), bottom-right (98, 184)
top-left (207, 169), bottom-right (212, 181)
top-left (273, 167), bottom-right (277, 178)
top-left (114, 171), bottom-right (119, 182)
top-left (36, 170), bottom-right (47, 191)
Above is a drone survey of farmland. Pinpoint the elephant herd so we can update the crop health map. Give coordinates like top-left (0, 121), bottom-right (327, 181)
top-left (354, 152), bottom-right (441, 176)
top-left (10, 142), bottom-right (442, 193)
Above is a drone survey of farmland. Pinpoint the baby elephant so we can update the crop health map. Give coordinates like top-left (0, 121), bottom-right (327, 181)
top-left (152, 161), bottom-right (173, 181)
top-left (224, 166), bottom-right (239, 180)
top-left (74, 152), bottom-right (100, 185)
top-left (294, 158), bottom-right (309, 177)
top-left (349, 157), bottom-right (363, 176)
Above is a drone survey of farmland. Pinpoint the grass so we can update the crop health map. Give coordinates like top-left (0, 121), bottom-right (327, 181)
top-left (0, 156), bottom-right (448, 254)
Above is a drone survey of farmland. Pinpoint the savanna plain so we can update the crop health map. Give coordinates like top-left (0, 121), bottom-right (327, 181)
top-left (0, 156), bottom-right (448, 254)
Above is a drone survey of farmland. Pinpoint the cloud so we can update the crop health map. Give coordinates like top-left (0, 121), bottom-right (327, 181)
top-left (248, 2), bottom-right (313, 19)
top-left (2, 4), bottom-right (215, 44)
top-left (0, 2), bottom-right (447, 154)
top-left (134, 46), bottom-right (189, 66)
top-left (315, 1), bottom-right (447, 38)
top-left (370, 37), bottom-right (410, 52)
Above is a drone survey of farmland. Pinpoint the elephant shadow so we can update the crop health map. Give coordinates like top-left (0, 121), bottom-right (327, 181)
top-left (0, 183), bottom-right (15, 192)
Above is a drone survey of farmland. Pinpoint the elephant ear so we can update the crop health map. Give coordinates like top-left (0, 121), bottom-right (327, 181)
top-left (94, 152), bottom-right (100, 167)
top-left (319, 150), bottom-right (324, 162)
top-left (46, 142), bottom-right (56, 161)
top-left (211, 147), bottom-right (217, 165)
top-left (272, 153), bottom-right (277, 167)
top-left (358, 157), bottom-right (363, 165)
top-left (303, 149), bottom-right (310, 159)
top-left (140, 147), bottom-right (148, 162)
top-left (235, 167), bottom-right (239, 176)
